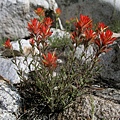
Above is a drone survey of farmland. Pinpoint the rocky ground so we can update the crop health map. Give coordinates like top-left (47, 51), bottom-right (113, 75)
top-left (58, 91), bottom-right (120, 120)
top-left (0, 79), bottom-right (20, 120)
top-left (1, 77), bottom-right (120, 120)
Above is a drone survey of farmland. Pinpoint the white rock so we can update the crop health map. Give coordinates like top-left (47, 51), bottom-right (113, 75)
top-left (0, 81), bottom-right (21, 120)
top-left (100, 0), bottom-right (120, 11)
top-left (30, 0), bottom-right (49, 9)
top-left (11, 39), bottom-right (31, 51)
top-left (47, 0), bottom-right (58, 11)
top-left (0, 57), bottom-right (33, 83)
top-left (113, 32), bottom-right (120, 38)
top-left (8, 0), bottom-right (16, 3)
top-left (0, 0), bottom-right (61, 40)
top-left (17, 0), bottom-right (29, 4)
top-left (75, 44), bottom-right (94, 63)
top-left (51, 28), bottom-right (69, 38)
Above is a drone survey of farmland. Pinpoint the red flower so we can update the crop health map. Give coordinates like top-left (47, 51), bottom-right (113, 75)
top-left (4, 39), bottom-right (12, 49)
top-left (27, 18), bottom-right (41, 35)
top-left (29, 38), bottom-right (35, 46)
top-left (100, 30), bottom-right (116, 46)
top-left (39, 24), bottom-right (53, 40)
top-left (35, 7), bottom-right (45, 17)
top-left (43, 17), bottom-right (53, 26)
top-left (42, 52), bottom-right (57, 69)
top-left (75, 14), bottom-right (92, 31)
top-left (55, 8), bottom-right (61, 16)
top-left (95, 29), bottom-right (117, 54)
top-left (97, 22), bottom-right (108, 32)
top-left (71, 31), bottom-right (77, 43)
top-left (71, 29), bottom-right (96, 47)
top-left (84, 29), bottom-right (96, 43)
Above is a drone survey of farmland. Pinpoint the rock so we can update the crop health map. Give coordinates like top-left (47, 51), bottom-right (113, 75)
top-left (0, 0), bottom-right (61, 40)
top-left (93, 87), bottom-right (120, 103)
top-left (11, 39), bottom-right (32, 52)
top-left (0, 0), bottom-right (31, 40)
top-left (56, 0), bottom-right (120, 28)
top-left (0, 78), bottom-right (21, 120)
top-left (100, 38), bottom-right (120, 88)
top-left (47, 0), bottom-right (58, 11)
top-left (0, 57), bottom-right (20, 83)
top-left (0, 57), bottom-right (33, 83)
top-left (113, 32), bottom-right (120, 38)
top-left (30, 0), bottom-right (49, 9)
top-left (101, 0), bottom-right (120, 11)
top-left (50, 28), bottom-right (69, 38)
top-left (58, 94), bottom-right (120, 120)
top-left (30, 0), bottom-right (58, 11)
top-left (75, 44), bottom-right (94, 62)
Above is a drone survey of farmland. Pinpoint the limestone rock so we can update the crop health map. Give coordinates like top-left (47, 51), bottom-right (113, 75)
top-left (0, 0), bottom-right (60, 40)
top-left (0, 0), bottom-right (31, 40)
top-left (30, 0), bottom-right (49, 9)
top-left (0, 78), bottom-right (21, 120)
top-left (0, 57), bottom-right (33, 83)
top-left (50, 28), bottom-right (69, 38)
top-left (47, 0), bottom-right (58, 11)
top-left (59, 94), bottom-right (120, 120)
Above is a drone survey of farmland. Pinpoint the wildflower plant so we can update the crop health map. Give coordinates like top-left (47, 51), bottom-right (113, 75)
top-left (4, 7), bottom-right (117, 119)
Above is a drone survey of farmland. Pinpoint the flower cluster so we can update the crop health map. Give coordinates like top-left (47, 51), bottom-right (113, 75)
top-left (27, 8), bottom-right (57, 70)
top-left (27, 17), bottom-right (53, 46)
top-left (95, 29), bottom-right (116, 56)
top-left (71, 14), bottom-right (117, 57)
top-left (42, 52), bottom-right (57, 69)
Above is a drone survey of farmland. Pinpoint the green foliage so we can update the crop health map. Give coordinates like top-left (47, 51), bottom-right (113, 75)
top-left (110, 20), bottom-right (120, 32)
top-left (48, 36), bottom-right (72, 49)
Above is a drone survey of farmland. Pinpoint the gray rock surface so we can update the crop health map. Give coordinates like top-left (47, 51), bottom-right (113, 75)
top-left (100, 38), bottom-right (120, 88)
top-left (0, 0), bottom-right (60, 40)
top-left (0, 0), bottom-right (31, 40)
top-left (58, 93), bottom-right (120, 120)
top-left (56, 0), bottom-right (120, 27)
top-left (94, 87), bottom-right (120, 103)
top-left (0, 80), bottom-right (20, 120)
top-left (0, 56), bottom-right (34, 84)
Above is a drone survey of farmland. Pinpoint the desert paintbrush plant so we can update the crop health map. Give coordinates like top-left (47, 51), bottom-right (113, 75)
top-left (4, 7), bottom-right (117, 119)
